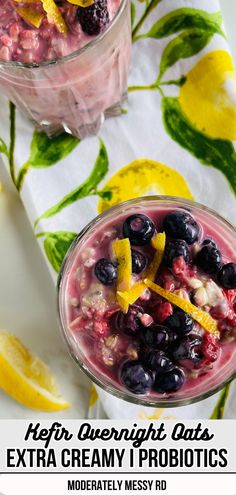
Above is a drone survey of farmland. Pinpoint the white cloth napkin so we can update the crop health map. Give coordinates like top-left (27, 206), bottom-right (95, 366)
top-left (1, 0), bottom-right (236, 419)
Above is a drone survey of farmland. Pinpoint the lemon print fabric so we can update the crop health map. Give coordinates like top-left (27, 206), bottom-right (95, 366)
top-left (98, 159), bottom-right (193, 213)
top-left (179, 50), bottom-right (236, 141)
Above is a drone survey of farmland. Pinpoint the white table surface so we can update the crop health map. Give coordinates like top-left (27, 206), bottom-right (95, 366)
top-left (0, 0), bottom-right (235, 419)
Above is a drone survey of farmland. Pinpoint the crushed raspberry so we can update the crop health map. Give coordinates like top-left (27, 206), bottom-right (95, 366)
top-left (94, 320), bottom-right (109, 336)
top-left (161, 268), bottom-right (176, 292)
top-left (172, 256), bottom-right (197, 283)
top-left (155, 302), bottom-right (173, 322)
top-left (201, 333), bottom-right (220, 364)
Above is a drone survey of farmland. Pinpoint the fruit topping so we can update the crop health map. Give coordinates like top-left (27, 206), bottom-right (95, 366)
top-left (120, 360), bottom-right (153, 394)
top-left (142, 324), bottom-right (177, 350)
top-left (164, 239), bottom-right (190, 268)
top-left (165, 308), bottom-right (194, 336)
top-left (200, 333), bottom-right (220, 364)
top-left (163, 210), bottom-right (199, 244)
top-left (131, 250), bottom-right (147, 274)
top-left (123, 214), bottom-right (155, 246)
top-left (144, 279), bottom-right (219, 336)
top-left (172, 335), bottom-right (202, 364)
top-left (154, 367), bottom-right (185, 393)
top-left (94, 258), bottom-right (117, 285)
top-left (41, 0), bottom-right (68, 33)
top-left (112, 305), bottom-right (144, 336)
top-left (218, 263), bottom-right (236, 289)
top-left (77, 0), bottom-right (109, 36)
top-left (145, 350), bottom-right (174, 373)
top-left (112, 238), bottom-right (132, 312)
top-left (146, 232), bottom-right (166, 279)
top-left (68, 0), bottom-right (94, 6)
top-left (155, 301), bottom-right (173, 322)
top-left (196, 244), bottom-right (222, 274)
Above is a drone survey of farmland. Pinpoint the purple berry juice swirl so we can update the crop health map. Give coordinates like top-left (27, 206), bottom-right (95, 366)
top-left (58, 198), bottom-right (236, 406)
top-left (0, 0), bottom-right (131, 137)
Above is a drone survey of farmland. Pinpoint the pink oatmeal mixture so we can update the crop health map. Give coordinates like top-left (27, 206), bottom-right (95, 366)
top-left (0, 0), bottom-right (121, 63)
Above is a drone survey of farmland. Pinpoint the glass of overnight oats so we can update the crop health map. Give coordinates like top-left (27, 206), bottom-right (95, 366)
top-left (0, 0), bottom-right (131, 138)
top-left (58, 197), bottom-right (236, 407)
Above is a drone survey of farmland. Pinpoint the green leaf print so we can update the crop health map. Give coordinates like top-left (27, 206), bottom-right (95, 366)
top-left (162, 97), bottom-right (236, 195)
top-left (157, 29), bottom-right (214, 81)
top-left (141, 8), bottom-right (225, 40)
top-left (132, 0), bottom-right (162, 40)
top-left (0, 137), bottom-right (8, 157)
top-left (131, 2), bottom-right (136, 27)
top-left (209, 384), bottom-right (231, 419)
top-left (37, 231), bottom-right (78, 273)
top-left (16, 130), bottom-right (80, 191)
top-left (26, 130), bottom-right (80, 168)
top-left (35, 139), bottom-right (109, 227)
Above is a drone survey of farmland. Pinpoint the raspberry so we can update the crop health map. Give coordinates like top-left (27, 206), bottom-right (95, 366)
top-left (77, 0), bottom-right (109, 35)
top-left (155, 302), bottom-right (173, 322)
top-left (201, 333), bottom-right (220, 364)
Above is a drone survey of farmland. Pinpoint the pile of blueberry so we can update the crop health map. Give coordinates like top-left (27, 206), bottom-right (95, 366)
top-left (94, 210), bottom-right (236, 396)
top-left (77, 0), bottom-right (110, 36)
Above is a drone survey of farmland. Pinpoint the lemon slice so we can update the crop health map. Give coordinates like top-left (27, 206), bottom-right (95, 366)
top-left (112, 238), bottom-right (132, 312)
top-left (17, 7), bottom-right (44, 28)
top-left (0, 332), bottom-right (70, 411)
top-left (67, 0), bottom-right (94, 6)
top-left (98, 159), bottom-right (193, 214)
top-left (41, 0), bottom-right (67, 33)
top-left (144, 280), bottom-right (219, 336)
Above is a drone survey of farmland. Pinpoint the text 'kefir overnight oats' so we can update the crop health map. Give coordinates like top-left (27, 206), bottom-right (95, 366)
top-left (0, 0), bottom-right (131, 137)
top-left (58, 198), bottom-right (236, 406)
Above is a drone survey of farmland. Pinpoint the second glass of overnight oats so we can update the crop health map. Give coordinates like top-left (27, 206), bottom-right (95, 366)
top-left (0, 0), bottom-right (131, 138)
top-left (58, 197), bottom-right (236, 407)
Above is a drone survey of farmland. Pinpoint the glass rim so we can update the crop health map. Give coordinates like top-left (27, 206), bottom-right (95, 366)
top-left (57, 195), bottom-right (236, 408)
top-left (0, 0), bottom-right (127, 70)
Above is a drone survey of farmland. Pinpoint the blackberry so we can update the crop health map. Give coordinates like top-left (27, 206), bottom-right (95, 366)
top-left (77, 0), bottom-right (109, 36)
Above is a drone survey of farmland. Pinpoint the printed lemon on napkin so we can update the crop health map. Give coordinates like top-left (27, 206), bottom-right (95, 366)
top-left (0, 331), bottom-right (70, 411)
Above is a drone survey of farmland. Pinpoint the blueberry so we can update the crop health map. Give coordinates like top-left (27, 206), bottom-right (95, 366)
top-left (164, 239), bottom-right (190, 268)
top-left (120, 360), bottom-right (153, 394)
top-left (145, 350), bottom-right (174, 373)
top-left (77, 0), bottom-right (109, 35)
top-left (154, 367), bottom-right (185, 393)
top-left (112, 305), bottom-right (144, 336)
top-left (94, 258), bottom-right (117, 285)
top-left (165, 309), bottom-right (194, 336)
top-left (123, 214), bottom-right (155, 246)
top-left (202, 238), bottom-right (217, 248)
top-left (218, 263), bottom-right (236, 289)
top-left (163, 211), bottom-right (199, 244)
top-left (142, 324), bottom-right (177, 350)
top-left (196, 245), bottom-right (222, 274)
top-left (172, 335), bottom-right (202, 363)
top-left (131, 250), bottom-right (147, 274)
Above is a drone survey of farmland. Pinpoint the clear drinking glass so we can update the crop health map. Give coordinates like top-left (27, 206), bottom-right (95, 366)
top-left (58, 196), bottom-right (236, 407)
top-left (0, 0), bottom-right (131, 138)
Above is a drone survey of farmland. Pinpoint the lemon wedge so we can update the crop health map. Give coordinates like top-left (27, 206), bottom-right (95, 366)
top-left (112, 238), bottom-right (132, 313)
top-left (0, 332), bottom-right (70, 411)
top-left (144, 280), bottom-right (219, 337)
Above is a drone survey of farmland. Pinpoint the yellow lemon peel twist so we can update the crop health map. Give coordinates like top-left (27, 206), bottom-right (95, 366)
top-left (118, 232), bottom-right (166, 308)
top-left (112, 238), bottom-right (132, 313)
top-left (41, 0), bottom-right (68, 33)
top-left (17, 7), bottom-right (44, 27)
